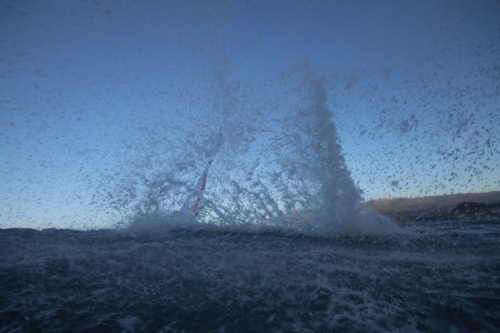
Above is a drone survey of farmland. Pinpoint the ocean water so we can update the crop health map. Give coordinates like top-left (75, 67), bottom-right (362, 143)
top-left (1, 220), bottom-right (499, 333)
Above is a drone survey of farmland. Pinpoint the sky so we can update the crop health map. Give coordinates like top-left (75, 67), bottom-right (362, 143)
top-left (1, 0), bottom-right (499, 229)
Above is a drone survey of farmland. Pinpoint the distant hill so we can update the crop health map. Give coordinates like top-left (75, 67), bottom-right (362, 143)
top-left (363, 191), bottom-right (500, 222)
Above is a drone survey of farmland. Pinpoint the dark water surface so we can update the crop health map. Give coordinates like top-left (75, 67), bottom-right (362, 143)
top-left (1, 220), bottom-right (499, 333)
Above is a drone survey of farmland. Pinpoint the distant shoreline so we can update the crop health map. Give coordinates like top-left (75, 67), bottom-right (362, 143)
top-left (363, 191), bottom-right (500, 223)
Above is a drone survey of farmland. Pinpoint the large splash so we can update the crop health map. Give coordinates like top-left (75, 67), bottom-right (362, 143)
top-left (296, 67), bottom-right (362, 231)
top-left (119, 65), bottom-right (395, 234)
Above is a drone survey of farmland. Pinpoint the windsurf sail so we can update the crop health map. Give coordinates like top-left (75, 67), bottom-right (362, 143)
top-left (183, 133), bottom-right (224, 217)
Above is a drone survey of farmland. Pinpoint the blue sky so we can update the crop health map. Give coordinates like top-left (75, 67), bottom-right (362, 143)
top-left (1, 0), bottom-right (499, 229)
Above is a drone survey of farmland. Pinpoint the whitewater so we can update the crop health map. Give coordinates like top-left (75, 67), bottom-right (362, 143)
top-left (1, 220), bottom-right (499, 332)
